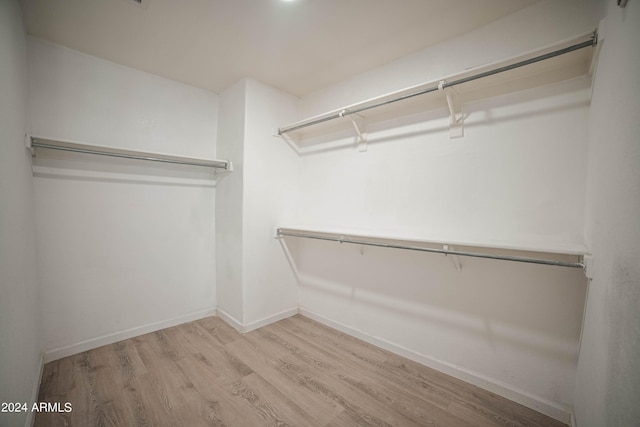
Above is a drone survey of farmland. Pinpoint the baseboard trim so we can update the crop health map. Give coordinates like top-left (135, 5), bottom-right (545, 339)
top-left (570, 412), bottom-right (578, 427)
top-left (216, 308), bottom-right (244, 332)
top-left (43, 307), bottom-right (217, 363)
top-left (24, 353), bottom-right (45, 427)
top-left (244, 307), bottom-right (299, 333)
top-left (299, 307), bottom-right (572, 424)
top-left (216, 307), bottom-right (299, 333)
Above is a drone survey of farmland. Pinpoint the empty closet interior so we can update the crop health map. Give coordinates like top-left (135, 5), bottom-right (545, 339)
top-left (2, 0), bottom-right (639, 426)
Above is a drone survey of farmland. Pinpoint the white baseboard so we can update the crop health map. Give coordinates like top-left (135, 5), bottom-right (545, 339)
top-left (299, 307), bottom-right (573, 425)
top-left (216, 308), bottom-right (244, 332)
top-left (570, 412), bottom-right (578, 427)
top-left (216, 307), bottom-right (299, 333)
top-left (43, 307), bottom-right (217, 363)
top-left (24, 353), bottom-right (45, 427)
top-left (244, 307), bottom-right (299, 333)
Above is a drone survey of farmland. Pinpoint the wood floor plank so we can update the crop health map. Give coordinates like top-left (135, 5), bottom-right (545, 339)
top-left (284, 315), bottom-right (564, 427)
top-left (180, 322), bottom-right (254, 379)
top-left (226, 337), bottom-right (344, 426)
top-left (133, 337), bottom-right (200, 412)
top-left (246, 327), bottom-right (428, 427)
top-left (175, 353), bottom-right (268, 426)
top-left (196, 316), bottom-right (243, 345)
top-left (265, 321), bottom-right (472, 426)
top-left (270, 319), bottom-right (483, 421)
top-left (36, 315), bottom-right (567, 427)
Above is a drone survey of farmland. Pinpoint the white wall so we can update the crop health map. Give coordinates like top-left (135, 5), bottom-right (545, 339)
top-left (242, 79), bottom-right (299, 327)
top-left (215, 80), bottom-right (246, 324)
top-left (28, 39), bottom-right (217, 158)
top-left (0, 1), bottom-right (42, 426)
top-left (575, 1), bottom-right (640, 426)
top-left (301, 0), bottom-right (596, 117)
top-left (297, 80), bottom-right (591, 249)
top-left (289, 0), bottom-right (595, 421)
top-left (215, 78), bottom-right (300, 330)
top-left (28, 38), bottom-right (219, 359)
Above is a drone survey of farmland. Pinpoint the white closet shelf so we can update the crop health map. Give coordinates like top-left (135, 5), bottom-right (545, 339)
top-left (277, 31), bottom-right (597, 142)
top-left (27, 137), bottom-right (233, 171)
top-left (276, 226), bottom-right (590, 271)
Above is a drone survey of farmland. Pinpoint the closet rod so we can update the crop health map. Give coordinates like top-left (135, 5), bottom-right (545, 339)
top-left (30, 137), bottom-right (231, 170)
top-left (277, 229), bottom-right (584, 269)
top-left (278, 32), bottom-right (597, 135)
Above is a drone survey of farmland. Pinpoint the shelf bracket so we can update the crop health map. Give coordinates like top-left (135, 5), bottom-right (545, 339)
top-left (443, 245), bottom-right (462, 271)
top-left (438, 81), bottom-right (464, 139)
top-left (583, 255), bottom-right (594, 279)
top-left (274, 129), bottom-right (302, 155)
top-left (340, 110), bottom-right (367, 152)
top-left (25, 135), bottom-right (35, 156)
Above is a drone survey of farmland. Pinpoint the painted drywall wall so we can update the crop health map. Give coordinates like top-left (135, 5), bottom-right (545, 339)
top-left (300, 0), bottom-right (596, 117)
top-left (242, 79), bottom-right (299, 327)
top-left (289, 0), bottom-right (595, 421)
top-left (215, 78), bottom-right (300, 330)
top-left (0, 1), bottom-right (42, 426)
top-left (215, 80), bottom-right (246, 325)
top-left (297, 80), bottom-right (591, 250)
top-left (294, 83), bottom-right (590, 420)
top-left (28, 39), bottom-right (219, 357)
top-left (575, 1), bottom-right (640, 426)
top-left (28, 38), bottom-right (217, 158)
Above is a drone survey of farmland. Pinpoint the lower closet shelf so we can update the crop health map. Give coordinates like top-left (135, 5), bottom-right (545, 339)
top-left (276, 226), bottom-right (589, 271)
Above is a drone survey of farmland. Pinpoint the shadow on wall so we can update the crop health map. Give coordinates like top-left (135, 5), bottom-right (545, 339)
top-left (282, 237), bottom-right (587, 364)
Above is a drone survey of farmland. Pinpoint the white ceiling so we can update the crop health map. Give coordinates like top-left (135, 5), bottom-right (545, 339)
top-left (21, 0), bottom-right (539, 96)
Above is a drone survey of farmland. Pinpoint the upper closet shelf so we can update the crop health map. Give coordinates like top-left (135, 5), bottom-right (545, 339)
top-left (27, 137), bottom-right (233, 171)
top-left (277, 31), bottom-right (597, 142)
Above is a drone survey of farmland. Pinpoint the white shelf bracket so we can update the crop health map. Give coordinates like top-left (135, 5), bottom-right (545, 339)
top-left (213, 160), bottom-right (234, 179)
top-left (583, 255), bottom-right (594, 279)
top-left (25, 135), bottom-right (35, 156)
top-left (443, 245), bottom-right (462, 271)
top-left (438, 81), bottom-right (464, 139)
top-left (274, 129), bottom-right (302, 155)
top-left (340, 110), bottom-right (368, 152)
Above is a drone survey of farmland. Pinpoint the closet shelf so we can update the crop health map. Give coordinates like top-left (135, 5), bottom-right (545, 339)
top-left (276, 226), bottom-right (590, 271)
top-left (27, 137), bottom-right (233, 171)
top-left (277, 31), bottom-right (597, 142)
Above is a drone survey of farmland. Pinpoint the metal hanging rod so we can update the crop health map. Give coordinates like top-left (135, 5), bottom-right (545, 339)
top-left (277, 228), bottom-right (585, 269)
top-left (29, 137), bottom-right (232, 171)
top-left (278, 32), bottom-right (597, 136)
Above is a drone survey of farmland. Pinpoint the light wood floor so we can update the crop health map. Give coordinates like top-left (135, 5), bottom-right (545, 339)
top-left (36, 315), bottom-right (566, 426)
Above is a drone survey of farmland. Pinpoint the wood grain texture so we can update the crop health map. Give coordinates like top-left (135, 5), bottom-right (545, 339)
top-left (36, 315), bottom-right (567, 426)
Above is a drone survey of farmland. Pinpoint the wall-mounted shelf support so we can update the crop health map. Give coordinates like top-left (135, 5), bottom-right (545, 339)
top-left (341, 111), bottom-right (368, 151)
top-left (25, 134), bottom-right (35, 156)
top-left (438, 81), bottom-right (464, 139)
top-left (443, 244), bottom-right (462, 271)
top-left (583, 255), bottom-right (594, 279)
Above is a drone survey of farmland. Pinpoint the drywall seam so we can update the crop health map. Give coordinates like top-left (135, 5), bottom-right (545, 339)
top-left (299, 306), bottom-right (573, 424)
top-left (43, 308), bottom-right (216, 363)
